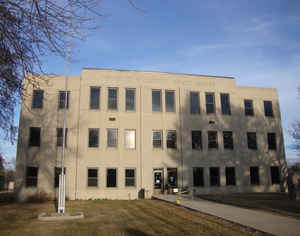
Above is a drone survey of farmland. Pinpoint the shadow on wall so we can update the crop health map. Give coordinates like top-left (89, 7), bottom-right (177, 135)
top-left (167, 94), bottom-right (287, 193)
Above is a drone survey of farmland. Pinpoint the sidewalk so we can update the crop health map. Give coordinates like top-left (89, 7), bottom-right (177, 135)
top-left (153, 194), bottom-right (300, 236)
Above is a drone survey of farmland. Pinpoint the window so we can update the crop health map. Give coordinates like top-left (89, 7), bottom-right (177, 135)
top-left (125, 169), bottom-right (135, 187)
top-left (247, 132), bottom-right (257, 150)
top-left (152, 90), bottom-right (161, 112)
top-left (208, 131), bottom-right (218, 149)
top-left (223, 131), bottom-right (233, 150)
top-left (250, 167), bottom-right (260, 185)
top-left (193, 167), bottom-right (204, 187)
top-left (152, 130), bottom-right (162, 148)
top-left (190, 92), bottom-right (200, 114)
top-left (210, 167), bottom-right (220, 186)
top-left (167, 168), bottom-right (177, 187)
top-left (58, 91), bottom-right (70, 109)
top-left (88, 128), bottom-right (99, 148)
top-left (29, 127), bottom-right (41, 147)
top-left (90, 87), bottom-right (100, 109)
top-left (192, 130), bottom-right (202, 150)
top-left (126, 88), bottom-right (135, 111)
top-left (167, 130), bottom-right (176, 149)
top-left (264, 101), bottom-right (273, 117)
top-left (205, 93), bottom-right (215, 114)
top-left (221, 93), bottom-right (231, 115)
top-left (270, 166), bottom-right (280, 184)
top-left (226, 167), bottom-right (236, 186)
top-left (87, 168), bottom-right (98, 187)
top-left (165, 90), bottom-right (175, 112)
top-left (107, 128), bottom-right (118, 147)
top-left (244, 99), bottom-right (254, 116)
top-left (124, 129), bottom-right (135, 149)
top-left (54, 167), bottom-right (66, 188)
top-left (26, 167), bottom-right (38, 187)
top-left (107, 168), bottom-right (117, 187)
top-left (108, 88), bottom-right (118, 110)
top-left (268, 133), bottom-right (277, 150)
top-left (57, 128), bottom-right (68, 147)
top-left (32, 90), bottom-right (44, 109)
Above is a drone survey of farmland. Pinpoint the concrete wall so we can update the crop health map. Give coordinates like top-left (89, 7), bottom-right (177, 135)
top-left (16, 69), bottom-right (287, 201)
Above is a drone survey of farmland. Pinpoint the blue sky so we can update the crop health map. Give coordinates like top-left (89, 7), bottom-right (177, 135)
top-left (1, 0), bottom-right (300, 164)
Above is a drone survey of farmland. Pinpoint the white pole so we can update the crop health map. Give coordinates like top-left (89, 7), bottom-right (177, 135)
top-left (58, 0), bottom-right (72, 214)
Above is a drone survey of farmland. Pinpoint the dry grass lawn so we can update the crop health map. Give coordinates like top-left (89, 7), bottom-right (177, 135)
top-left (0, 199), bottom-right (268, 236)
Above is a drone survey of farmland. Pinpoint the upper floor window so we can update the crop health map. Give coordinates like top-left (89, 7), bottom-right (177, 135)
top-left (250, 166), bottom-right (260, 185)
top-left (208, 131), bottom-right (218, 149)
top-left (152, 130), bottom-right (162, 148)
top-left (90, 87), bottom-right (100, 109)
top-left (267, 133), bottom-right (277, 150)
top-left (108, 88), bottom-right (118, 110)
top-left (58, 91), bottom-right (70, 109)
top-left (270, 166), bottom-right (280, 184)
top-left (107, 128), bottom-right (118, 147)
top-left (126, 88), bottom-right (135, 111)
top-left (190, 92), bottom-right (200, 114)
top-left (29, 127), bottom-right (41, 147)
top-left (192, 130), bottom-right (202, 150)
top-left (152, 90), bottom-right (162, 112)
top-left (165, 90), bottom-right (175, 112)
top-left (167, 130), bottom-right (176, 149)
top-left (205, 93), bottom-right (215, 114)
top-left (244, 99), bottom-right (254, 116)
top-left (32, 90), bottom-right (44, 109)
top-left (221, 93), bottom-right (231, 115)
top-left (26, 166), bottom-right (38, 187)
top-left (88, 128), bottom-right (99, 148)
top-left (223, 131), bottom-right (233, 150)
top-left (264, 101), bottom-right (273, 117)
top-left (57, 128), bottom-right (68, 147)
top-left (124, 129), bottom-right (136, 149)
top-left (247, 132), bottom-right (257, 150)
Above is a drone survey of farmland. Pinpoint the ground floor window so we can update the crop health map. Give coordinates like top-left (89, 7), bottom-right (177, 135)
top-left (270, 166), bottom-right (280, 184)
top-left (26, 166), bottom-right (38, 187)
top-left (54, 167), bottom-right (66, 188)
top-left (125, 169), bottom-right (135, 187)
top-left (107, 168), bottom-right (117, 187)
top-left (225, 167), bottom-right (236, 186)
top-left (250, 166), bottom-right (260, 185)
top-left (209, 167), bottom-right (220, 186)
top-left (193, 167), bottom-right (204, 187)
top-left (87, 168), bottom-right (98, 187)
top-left (167, 168), bottom-right (177, 187)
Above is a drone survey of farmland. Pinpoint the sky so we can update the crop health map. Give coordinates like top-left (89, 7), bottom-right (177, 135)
top-left (1, 0), bottom-right (300, 165)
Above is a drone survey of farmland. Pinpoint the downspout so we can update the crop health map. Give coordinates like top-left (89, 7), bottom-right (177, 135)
top-left (178, 87), bottom-right (184, 189)
top-left (139, 85), bottom-right (143, 194)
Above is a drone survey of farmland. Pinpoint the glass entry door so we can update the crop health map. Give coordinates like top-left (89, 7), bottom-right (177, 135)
top-left (153, 169), bottom-right (164, 193)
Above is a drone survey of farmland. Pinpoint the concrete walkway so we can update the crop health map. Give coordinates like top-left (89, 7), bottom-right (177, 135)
top-left (153, 194), bottom-right (300, 236)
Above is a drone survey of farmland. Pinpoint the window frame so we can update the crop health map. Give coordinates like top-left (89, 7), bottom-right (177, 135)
top-left (225, 167), bottom-right (236, 186)
top-left (32, 90), bottom-right (44, 109)
top-left (125, 168), bottom-right (136, 187)
top-left (220, 93), bottom-right (231, 115)
top-left (152, 89), bottom-right (162, 112)
top-left (107, 87), bottom-right (118, 110)
top-left (244, 99), bottom-right (254, 116)
top-left (264, 101), bottom-right (274, 117)
top-left (152, 130), bottom-right (163, 148)
top-left (208, 131), bottom-right (218, 149)
top-left (87, 168), bottom-right (98, 187)
top-left (90, 87), bottom-right (101, 110)
top-left (190, 91), bottom-right (200, 114)
top-left (88, 128), bottom-right (99, 148)
top-left (125, 88), bottom-right (136, 111)
top-left (57, 128), bottom-right (68, 147)
top-left (26, 166), bottom-right (38, 188)
top-left (58, 91), bottom-right (70, 109)
top-left (192, 130), bottom-right (202, 150)
top-left (29, 127), bottom-right (41, 147)
top-left (209, 167), bottom-right (220, 187)
top-left (247, 132), bottom-right (257, 150)
top-left (107, 168), bottom-right (117, 188)
top-left (270, 166), bottom-right (280, 185)
top-left (124, 129), bottom-right (136, 149)
top-left (205, 92), bottom-right (215, 114)
top-left (166, 130), bottom-right (177, 149)
top-left (267, 133), bottom-right (277, 150)
top-left (107, 128), bottom-right (118, 148)
top-left (250, 166), bottom-right (260, 185)
top-left (165, 90), bottom-right (175, 112)
top-left (193, 167), bottom-right (204, 187)
top-left (223, 131), bottom-right (234, 150)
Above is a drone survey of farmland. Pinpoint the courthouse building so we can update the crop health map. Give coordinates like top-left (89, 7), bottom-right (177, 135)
top-left (16, 68), bottom-right (287, 200)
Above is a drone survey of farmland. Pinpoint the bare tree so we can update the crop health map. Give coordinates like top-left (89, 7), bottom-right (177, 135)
top-left (289, 87), bottom-right (300, 156)
top-left (0, 0), bottom-right (138, 143)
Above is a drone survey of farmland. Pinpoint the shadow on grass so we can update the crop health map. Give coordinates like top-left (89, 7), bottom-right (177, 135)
top-left (125, 228), bottom-right (149, 236)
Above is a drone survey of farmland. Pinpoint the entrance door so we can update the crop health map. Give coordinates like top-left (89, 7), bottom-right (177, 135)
top-left (153, 169), bottom-right (163, 194)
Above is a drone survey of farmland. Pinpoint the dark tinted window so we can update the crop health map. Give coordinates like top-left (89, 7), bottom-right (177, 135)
top-left (268, 133), bottom-right (277, 150)
top-left (221, 93), bottom-right (231, 115)
top-left (107, 129), bottom-right (118, 147)
top-left (108, 88), bottom-right (118, 110)
top-left (152, 90), bottom-right (161, 112)
top-left (192, 130), bottom-right (202, 150)
top-left (250, 166), bottom-right (260, 185)
top-left (165, 90), bottom-right (175, 112)
top-left (190, 92), bottom-right (200, 114)
top-left (29, 127), bottom-right (40, 147)
top-left (223, 131), bottom-right (233, 149)
top-left (26, 167), bottom-right (38, 187)
top-left (54, 167), bottom-right (66, 188)
top-left (107, 168), bottom-right (117, 187)
top-left (57, 128), bottom-right (68, 147)
top-left (206, 93), bottom-right (215, 114)
top-left (88, 128), bottom-right (99, 148)
top-left (247, 132), bottom-right (257, 150)
top-left (90, 87), bottom-right (100, 109)
top-left (208, 131), bottom-right (218, 149)
top-left (125, 169), bottom-right (135, 187)
top-left (58, 91), bottom-right (70, 109)
top-left (126, 88), bottom-right (135, 111)
top-left (167, 130), bottom-right (176, 149)
top-left (153, 130), bottom-right (162, 148)
top-left (193, 167), bottom-right (204, 187)
top-left (32, 90), bottom-right (44, 109)
top-left (88, 168), bottom-right (98, 187)
top-left (244, 99), bottom-right (254, 116)
top-left (270, 166), bottom-right (280, 184)
top-left (210, 167), bottom-right (220, 186)
top-left (264, 101), bottom-right (273, 117)
top-left (226, 167), bottom-right (236, 186)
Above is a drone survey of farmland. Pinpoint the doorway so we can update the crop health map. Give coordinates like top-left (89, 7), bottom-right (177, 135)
top-left (153, 169), bottom-right (164, 194)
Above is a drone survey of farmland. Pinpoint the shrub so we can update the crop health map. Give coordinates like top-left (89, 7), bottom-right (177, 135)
top-left (26, 191), bottom-right (52, 203)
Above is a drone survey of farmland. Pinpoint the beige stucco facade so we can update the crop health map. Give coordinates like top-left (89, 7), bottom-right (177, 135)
top-left (16, 68), bottom-right (287, 201)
